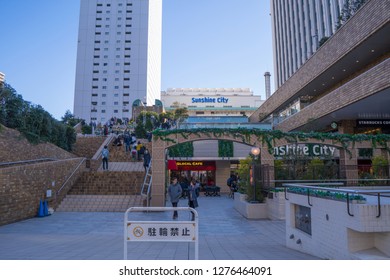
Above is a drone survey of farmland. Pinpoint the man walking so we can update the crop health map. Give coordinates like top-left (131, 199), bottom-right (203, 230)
top-left (102, 145), bottom-right (109, 170)
top-left (168, 177), bottom-right (182, 219)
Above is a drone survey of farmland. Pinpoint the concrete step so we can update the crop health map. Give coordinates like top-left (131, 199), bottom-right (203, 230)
top-left (56, 194), bottom-right (144, 212)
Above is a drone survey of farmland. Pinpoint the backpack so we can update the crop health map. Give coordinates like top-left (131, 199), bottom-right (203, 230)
top-left (227, 177), bottom-right (232, 187)
top-left (102, 149), bottom-right (109, 158)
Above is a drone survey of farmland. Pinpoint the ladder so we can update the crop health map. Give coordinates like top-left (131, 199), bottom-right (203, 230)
top-left (140, 159), bottom-right (152, 207)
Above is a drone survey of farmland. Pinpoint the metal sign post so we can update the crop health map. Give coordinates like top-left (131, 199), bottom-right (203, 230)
top-left (124, 207), bottom-right (199, 260)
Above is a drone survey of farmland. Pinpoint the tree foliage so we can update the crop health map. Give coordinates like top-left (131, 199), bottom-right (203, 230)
top-left (0, 83), bottom-right (76, 151)
top-left (336, 0), bottom-right (368, 29)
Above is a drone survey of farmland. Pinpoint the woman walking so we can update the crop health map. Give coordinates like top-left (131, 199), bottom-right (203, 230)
top-left (187, 178), bottom-right (199, 221)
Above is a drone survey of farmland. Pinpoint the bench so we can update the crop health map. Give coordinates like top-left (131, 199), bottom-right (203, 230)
top-left (204, 186), bottom-right (220, 196)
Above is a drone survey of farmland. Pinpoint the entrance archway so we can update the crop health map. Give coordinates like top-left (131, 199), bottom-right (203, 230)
top-left (150, 128), bottom-right (390, 206)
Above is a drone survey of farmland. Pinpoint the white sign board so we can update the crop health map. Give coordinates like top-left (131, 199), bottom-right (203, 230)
top-left (127, 221), bottom-right (195, 242)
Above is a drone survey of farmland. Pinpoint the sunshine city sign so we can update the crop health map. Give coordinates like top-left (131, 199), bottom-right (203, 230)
top-left (273, 144), bottom-right (338, 157)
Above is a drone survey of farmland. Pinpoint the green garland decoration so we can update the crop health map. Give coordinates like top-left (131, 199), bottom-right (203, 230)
top-left (218, 140), bottom-right (234, 157)
top-left (153, 128), bottom-right (390, 157)
top-left (168, 141), bottom-right (194, 157)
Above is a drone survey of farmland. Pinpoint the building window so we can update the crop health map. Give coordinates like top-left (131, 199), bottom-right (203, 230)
top-left (114, 94), bottom-right (119, 97)
top-left (114, 102), bottom-right (119, 105)
top-left (123, 85), bottom-right (129, 89)
top-left (124, 70), bottom-right (130, 73)
top-left (102, 94), bottom-right (107, 97)
top-left (114, 86), bottom-right (119, 89)
top-left (102, 110), bottom-right (106, 113)
top-left (123, 93), bottom-right (129, 97)
top-left (114, 110), bottom-right (118, 113)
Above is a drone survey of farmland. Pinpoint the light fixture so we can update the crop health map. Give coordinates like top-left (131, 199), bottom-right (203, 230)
top-left (251, 147), bottom-right (260, 157)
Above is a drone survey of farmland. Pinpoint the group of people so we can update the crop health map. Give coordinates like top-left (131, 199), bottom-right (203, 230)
top-left (101, 140), bottom-right (151, 172)
top-left (168, 177), bottom-right (199, 220)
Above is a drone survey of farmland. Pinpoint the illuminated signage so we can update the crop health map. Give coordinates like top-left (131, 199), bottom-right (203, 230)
top-left (176, 161), bottom-right (203, 167)
top-left (191, 97), bottom-right (229, 103)
top-left (273, 144), bottom-right (338, 157)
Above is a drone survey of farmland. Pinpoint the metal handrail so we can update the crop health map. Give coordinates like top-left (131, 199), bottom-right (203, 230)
top-left (281, 183), bottom-right (390, 218)
top-left (0, 158), bottom-right (56, 167)
top-left (56, 158), bottom-right (86, 200)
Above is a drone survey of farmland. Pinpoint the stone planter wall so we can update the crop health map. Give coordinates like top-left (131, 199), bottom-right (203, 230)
top-left (266, 192), bottom-right (286, 220)
top-left (233, 192), bottom-right (268, 219)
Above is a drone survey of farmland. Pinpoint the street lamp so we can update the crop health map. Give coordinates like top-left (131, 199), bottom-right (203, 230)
top-left (250, 147), bottom-right (261, 203)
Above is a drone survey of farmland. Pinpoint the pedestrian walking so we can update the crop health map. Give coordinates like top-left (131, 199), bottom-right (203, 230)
top-left (188, 178), bottom-right (199, 220)
top-left (143, 148), bottom-right (151, 172)
top-left (101, 145), bottom-right (109, 170)
top-left (168, 177), bottom-right (182, 219)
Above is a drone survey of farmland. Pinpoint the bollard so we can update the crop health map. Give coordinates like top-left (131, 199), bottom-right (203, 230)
top-left (37, 200), bottom-right (44, 217)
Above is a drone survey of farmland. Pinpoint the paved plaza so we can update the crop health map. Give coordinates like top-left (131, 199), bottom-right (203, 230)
top-left (0, 195), bottom-right (318, 260)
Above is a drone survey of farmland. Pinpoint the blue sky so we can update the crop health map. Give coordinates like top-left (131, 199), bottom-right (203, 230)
top-left (0, 0), bottom-right (274, 120)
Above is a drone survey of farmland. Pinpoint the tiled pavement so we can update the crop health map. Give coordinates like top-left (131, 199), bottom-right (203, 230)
top-left (0, 195), bottom-right (319, 260)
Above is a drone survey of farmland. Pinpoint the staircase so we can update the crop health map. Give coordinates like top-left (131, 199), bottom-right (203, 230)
top-left (56, 194), bottom-right (141, 212)
top-left (56, 136), bottom-right (153, 212)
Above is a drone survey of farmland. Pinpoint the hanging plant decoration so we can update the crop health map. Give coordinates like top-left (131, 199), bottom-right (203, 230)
top-left (218, 140), bottom-right (234, 158)
top-left (153, 128), bottom-right (390, 157)
top-left (168, 141), bottom-right (194, 157)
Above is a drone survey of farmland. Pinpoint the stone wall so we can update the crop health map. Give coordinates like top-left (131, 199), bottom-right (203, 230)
top-left (72, 136), bottom-right (107, 158)
top-left (0, 158), bottom-right (85, 226)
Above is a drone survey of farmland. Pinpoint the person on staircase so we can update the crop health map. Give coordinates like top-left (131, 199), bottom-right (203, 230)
top-left (136, 141), bottom-right (144, 161)
top-left (143, 148), bottom-right (151, 172)
top-left (101, 145), bottom-right (109, 171)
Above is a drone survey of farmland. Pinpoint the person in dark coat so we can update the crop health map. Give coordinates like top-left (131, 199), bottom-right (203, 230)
top-left (188, 178), bottom-right (199, 220)
top-left (143, 148), bottom-right (151, 172)
top-left (168, 177), bottom-right (182, 219)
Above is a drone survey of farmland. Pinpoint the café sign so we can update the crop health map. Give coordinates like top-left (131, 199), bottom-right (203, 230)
top-left (273, 144), bottom-right (339, 157)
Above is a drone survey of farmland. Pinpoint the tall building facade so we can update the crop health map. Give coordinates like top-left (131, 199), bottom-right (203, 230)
top-left (74, 0), bottom-right (162, 124)
top-left (271, 0), bottom-right (346, 89)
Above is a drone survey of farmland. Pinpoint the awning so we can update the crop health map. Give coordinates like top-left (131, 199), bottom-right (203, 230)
top-left (167, 160), bottom-right (216, 171)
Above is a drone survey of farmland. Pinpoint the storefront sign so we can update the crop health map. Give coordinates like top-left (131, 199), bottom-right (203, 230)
top-left (357, 119), bottom-right (390, 128)
top-left (273, 144), bottom-right (338, 157)
top-left (191, 97), bottom-right (229, 103)
top-left (167, 160), bottom-right (216, 171)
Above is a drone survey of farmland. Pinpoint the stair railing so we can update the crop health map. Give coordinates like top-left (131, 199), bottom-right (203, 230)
top-left (55, 157), bottom-right (86, 207)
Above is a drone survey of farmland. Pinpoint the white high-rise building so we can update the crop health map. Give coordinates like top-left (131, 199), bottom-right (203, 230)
top-left (74, 0), bottom-right (162, 123)
top-left (271, 0), bottom-right (347, 89)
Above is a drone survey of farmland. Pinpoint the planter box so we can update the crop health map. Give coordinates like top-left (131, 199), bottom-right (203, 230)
top-left (234, 192), bottom-right (268, 219)
top-left (266, 192), bottom-right (286, 220)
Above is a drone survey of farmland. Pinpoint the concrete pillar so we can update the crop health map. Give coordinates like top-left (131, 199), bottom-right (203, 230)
top-left (339, 148), bottom-right (358, 186)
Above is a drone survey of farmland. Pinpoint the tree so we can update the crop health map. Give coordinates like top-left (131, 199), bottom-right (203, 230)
top-left (336, 0), bottom-right (367, 29)
top-left (61, 110), bottom-right (81, 127)
top-left (173, 107), bottom-right (189, 127)
top-left (0, 83), bottom-right (76, 151)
